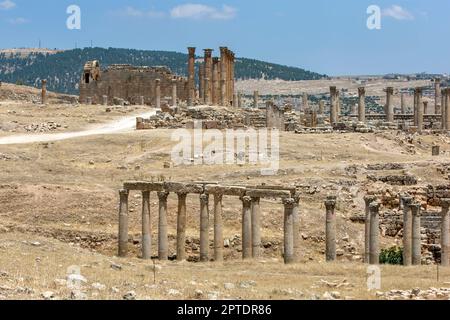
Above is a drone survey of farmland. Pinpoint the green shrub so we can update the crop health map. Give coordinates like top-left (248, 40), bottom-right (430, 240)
top-left (379, 246), bottom-right (403, 265)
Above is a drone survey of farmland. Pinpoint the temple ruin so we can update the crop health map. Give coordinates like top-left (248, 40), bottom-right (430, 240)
top-left (79, 61), bottom-right (189, 106)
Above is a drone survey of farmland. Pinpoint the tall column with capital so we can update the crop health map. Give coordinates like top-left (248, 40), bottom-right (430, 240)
top-left (141, 191), bottom-right (151, 260)
top-left (220, 47), bottom-right (227, 106)
top-left (325, 196), bottom-right (337, 261)
top-left (402, 196), bottom-right (413, 266)
top-left (411, 202), bottom-right (422, 265)
top-left (416, 87), bottom-right (423, 132)
top-left (230, 51), bottom-right (235, 107)
top-left (157, 191), bottom-right (169, 260)
top-left (358, 87), bottom-right (366, 122)
top-left (118, 189), bottom-right (129, 257)
top-left (330, 86), bottom-right (337, 125)
top-left (203, 49), bottom-right (213, 105)
top-left (241, 195), bottom-right (252, 259)
top-left (187, 47), bottom-right (196, 105)
top-left (200, 193), bottom-right (210, 262)
top-left (172, 78), bottom-right (177, 107)
top-left (364, 195), bottom-right (377, 263)
top-left (213, 193), bottom-right (224, 262)
top-left (199, 64), bottom-right (205, 103)
top-left (176, 192), bottom-right (187, 261)
top-left (283, 197), bottom-right (295, 264)
top-left (400, 93), bottom-right (406, 114)
top-left (386, 87), bottom-right (394, 123)
top-left (441, 199), bottom-right (450, 267)
top-left (369, 201), bottom-right (381, 265)
top-left (251, 197), bottom-right (261, 259)
top-left (212, 57), bottom-right (219, 105)
top-left (445, 89), bottom-right (450, 131)
top-left (435, 78), bottom-right (441, 115)
top-left (41, 80), bottom-right (47, 104)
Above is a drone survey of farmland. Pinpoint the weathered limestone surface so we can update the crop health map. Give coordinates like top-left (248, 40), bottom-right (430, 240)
top-left (118, 189), bottom-right (129, 257)
top-left (369, 201), bottom-right (381, 265)
top-left (364, 195), bottom-right (377, 263)
top-left (176, 192), bottom-right (187, 261)
top-left (200, 193), bottom-right (210, 262)
top-left (141, 191), bottom-right (151, 260)
top-left (158, 191), bottom-right (169, 260)
top-left (402, 196), bottom-right (413, 266)
top-left (411, 203), bottom-right (422, 265)
top-left (241, 196), bottom-right (252, 259)
top-left (283, 198), bottom-right (295, 264)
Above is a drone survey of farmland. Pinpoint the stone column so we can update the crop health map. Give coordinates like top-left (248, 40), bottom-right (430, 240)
top-left (319, 100), bottom-right (325, 115)
top-left (176, 192), bottom-right (187, 261)
top-left (325, 196), bottom-right (337, 261)
top-left (441, 199), bottom-right (450, 267)
top-left (337, 89), bottom-right (341, 116)
top-left (251, 197), bottom-right (261, 259)
top-left (241, 195), bottom-right (252, 259)
top-left (200, 193), bottom-right (209, 262)
top-left (172, 78), bottom-right (177, 107)
top-left (41, 80), bottom-right (47, 104)
top-left (155, 79), bottom-right (161, 109)
top-left (364, 195), bottom-right (377, 263)
top-left (386, 87), bottom-right (394, 123)
top-left (237, 91), bottom-right (242, 108)
top-left (203, 49), bottom-right (213, 106)
top-left (292, 193), bottom-right (301, 262)
top-left (199, 64), bottom-right (205, 103)
top-left (141, 191), bottom-right (151, 260)
top-left (230, 52), bottom-right (235, 107)
top-left (435, 78), bottom-right (441, 115)
top-left (442, 89), bottom-right (446, 130)
top-left (86, 97), bottom-right (92, 105)
top-left (157, 191), bottom-right (169, 260)
top-left (213, 193), bottom-right (224, 262)
top-left (283, 198), bottom-right (295, 264)
top-left (411, 203), bottom-right (422, 266)
top-left (187, 47), bottom-right (196, 105)
top-left (204, 78), bottom-right (211, 105)
top-left (358, 87), bottom-right (366, 122)
top-left (103, 95), bottom-right (108, 106)
top-left (330, 86), bottom-right (337, 125)
top-left (402, 196), bottom-right (413, 266)
top-left (445, 89), bottom-right (450, 131)
top-left (118, 189), bottom-right (129, 257)
top-left (220, 47), bottom-right (227, 106)
top-left (416, 88), bottom-right (423, 131)
top-left (369, 201), bottom-right (381, 265)
top-left (303, 93), bottom-right (309, 110)
top-left (401, 93), bottom-right (406, 114)
top-left (414, 90), bottom-right (418, 126)
top-left (212, 58), bottom-right (219, 105)
top-left (253, 91), bottom-right (259, 108)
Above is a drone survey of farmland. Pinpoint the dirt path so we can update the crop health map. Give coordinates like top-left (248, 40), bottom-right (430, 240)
top-left (0, 111), bottom-right (156, 145)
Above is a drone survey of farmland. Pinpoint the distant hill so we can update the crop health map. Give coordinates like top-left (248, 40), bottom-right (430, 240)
top-left (0, 47), bottom-right (327, 95)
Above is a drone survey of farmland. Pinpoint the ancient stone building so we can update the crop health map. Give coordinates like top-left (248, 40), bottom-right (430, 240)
top-left (79, 61), bottom-right (188, 105)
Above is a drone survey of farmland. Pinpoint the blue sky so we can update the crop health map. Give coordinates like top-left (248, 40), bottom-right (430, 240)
top-left (0, 0), bottom-right (448, 75)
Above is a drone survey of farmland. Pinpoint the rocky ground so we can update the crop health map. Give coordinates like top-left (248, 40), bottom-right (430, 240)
top-left (1, 81), bottom-right (450, 300)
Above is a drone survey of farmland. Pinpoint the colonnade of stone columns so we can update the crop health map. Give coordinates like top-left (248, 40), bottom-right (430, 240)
top-left (118, 182), bottom-right (299, 264)
top-left (187, 47), bottom-right (235, 107)
top-left (364, 194), bottom-right (450, 266)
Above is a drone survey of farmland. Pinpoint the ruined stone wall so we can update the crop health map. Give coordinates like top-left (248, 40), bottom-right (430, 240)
top-left (79, 64), bottom-right (188, 105)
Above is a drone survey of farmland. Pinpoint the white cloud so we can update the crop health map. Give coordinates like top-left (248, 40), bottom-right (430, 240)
top-left (115, 6), bottom-right (165, 18)
top-left (0, 0), bottom-right (16, 10)
top-left (170, 4), bottom-right (237, 20)
top-left (382, 5), bottom-right (414, 20)
top-left (8, 17), bottom-right (28, 24)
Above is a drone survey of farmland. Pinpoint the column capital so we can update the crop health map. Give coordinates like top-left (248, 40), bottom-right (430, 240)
top-left (410, 203), bottom-right (422, 216)
top-left (369, 201), bottom-right (381, 212)
top-left (240, 195), bottom-right (252, 206)
top-left (330, 86), bottom-right (337, 94)
top-left (119, 189), bottom-right (129, 197)
top-left (157, 191), bottom-right (169, 202)
top-left (203, 49), bottom-right (213, 57)
top-left (386, 87), bottom-right (394, 94)
top-left (155, 78), bottom-right (161, 84)
top-left (176, 191), bottom-right (188, 198)
top-left (324, 196), bottom-right (337, 210)
top-left (213, 193), bottom-right (224, 202)
top-left (364, 195), bottom-right (377, 205)
top-left (282, 197), bottom-right (295, 209)
top-left (200, 193), bottom-right (209, 205)
top-left (358, 87), bottom-right (365, 94)
top-left (415, 87), bottom-right (423, 94)
top-left (188, 47), bottom-right (196, 56)
top-left (401, 195), bottom-right (413, 206)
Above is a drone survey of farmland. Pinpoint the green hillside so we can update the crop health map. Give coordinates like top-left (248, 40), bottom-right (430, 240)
top-left (0, 47), bottom-right (327, 95)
